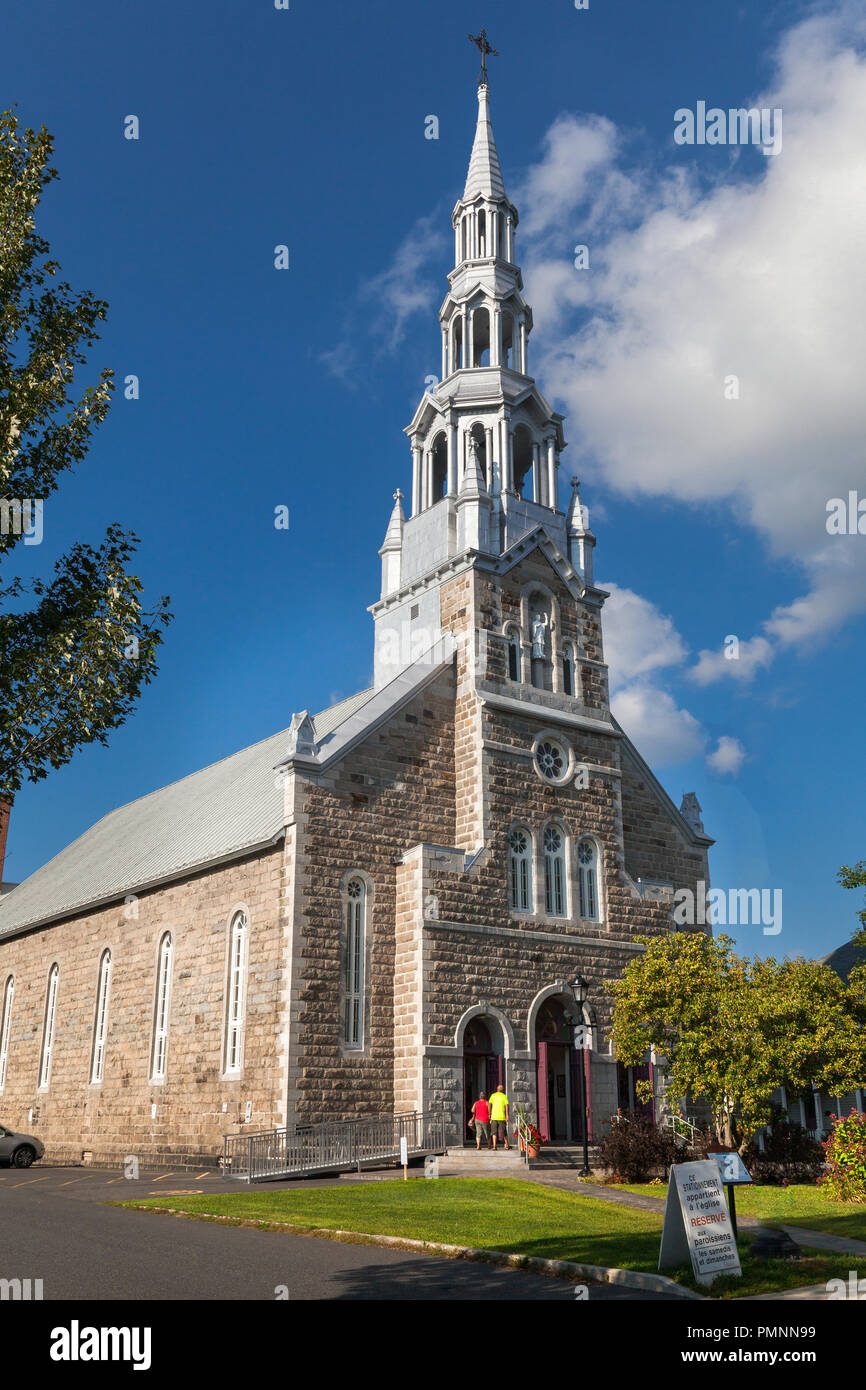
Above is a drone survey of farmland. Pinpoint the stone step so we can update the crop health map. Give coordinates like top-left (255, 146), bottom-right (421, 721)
top-left (439, 1147), bottom-right (527, 1176)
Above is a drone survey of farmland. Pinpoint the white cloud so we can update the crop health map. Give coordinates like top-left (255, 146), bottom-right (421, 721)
top-left (689, 635), bottom-right (774, 685)
top-left (321, 212), bottom-right (447, 382)
top-left (521, 3), bottom-right (866, 669)
top-left (706, 736), bottom-right (747, 776)
top-left (612, 684), bottom-right (706, 768)
top-left (601, 582), bottom-right (688, 690)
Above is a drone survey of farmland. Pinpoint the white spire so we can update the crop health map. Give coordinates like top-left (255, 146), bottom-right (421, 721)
top-left (379, 489), bottom-right (405, 598)
top-left (463, 84), bottom-right (507, 202)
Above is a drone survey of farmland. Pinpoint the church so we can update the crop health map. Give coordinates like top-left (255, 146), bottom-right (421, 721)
top-left (0, 68), bottom-right (712, 1167)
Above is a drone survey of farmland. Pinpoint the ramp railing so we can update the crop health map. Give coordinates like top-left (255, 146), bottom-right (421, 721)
top-left (223, 1108), bottom-right (447, 1183)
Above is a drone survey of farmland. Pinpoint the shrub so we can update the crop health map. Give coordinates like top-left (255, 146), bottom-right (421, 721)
top-left (742, 1106), bottom-right (825, 1185)
top-left (598, 1112), bottom-right (679, 1182)
top-left (819, 1110), bottom-right (866, 1203)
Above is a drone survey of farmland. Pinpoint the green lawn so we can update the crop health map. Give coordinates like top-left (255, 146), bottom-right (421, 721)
top-left (614, 1181), bottom-right (866, 1243)
top-left (115, 1177), bottom-right (860, 1299)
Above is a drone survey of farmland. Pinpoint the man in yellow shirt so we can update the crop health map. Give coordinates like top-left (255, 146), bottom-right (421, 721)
top-left (489, 1084), bottom-right (510, 1150)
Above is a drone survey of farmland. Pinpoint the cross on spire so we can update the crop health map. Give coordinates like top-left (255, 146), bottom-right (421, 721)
top-left (468, 29), bottom-right (498, 86)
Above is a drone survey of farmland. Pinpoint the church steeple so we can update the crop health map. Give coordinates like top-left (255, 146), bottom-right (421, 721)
top-left (462, 83), bottom-right (507, 204)
top-left (373, 44), bottom-right (577, 684)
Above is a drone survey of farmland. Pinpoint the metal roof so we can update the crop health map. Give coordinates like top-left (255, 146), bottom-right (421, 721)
top-left (0, 688), bottom-right (374, 938)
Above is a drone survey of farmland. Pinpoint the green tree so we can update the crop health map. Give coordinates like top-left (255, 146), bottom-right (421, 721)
top-left (0, 111), bottom-right (171, 806)
top-left (609, 932), bottom-right (866, 1149)
top-left (837, 861), bottom-right (866, 948)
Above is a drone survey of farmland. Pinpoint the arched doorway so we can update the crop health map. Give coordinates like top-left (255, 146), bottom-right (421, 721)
top-left (462, 1014), bottom-right (505, 1146)
top-left (535, 995), bottom-right (590, 1143)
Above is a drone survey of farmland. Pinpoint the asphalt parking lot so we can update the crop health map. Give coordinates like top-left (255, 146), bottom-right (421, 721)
top-left (0, 1163), bottom-right (678, 1300)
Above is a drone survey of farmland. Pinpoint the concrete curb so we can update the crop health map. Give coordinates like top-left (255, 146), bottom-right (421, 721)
top-left (119, 1202), bottom-right (705, 1299)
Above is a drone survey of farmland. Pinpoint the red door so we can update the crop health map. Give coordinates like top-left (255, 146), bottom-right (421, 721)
top-left (536, 1040), bottom-right (550, 1141)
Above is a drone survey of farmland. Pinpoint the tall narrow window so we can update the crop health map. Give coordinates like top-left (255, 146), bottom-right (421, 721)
top-left (0, 975), bottom-right (13, 1091)
top-left (578, 839), bottom-right (599, 920)
top-left (344, 878), bottom-right (366, 1048)
top-left (506, 627), bottom-right (520, 682)
top-left (225, 911), bottom-right (248, 1074)
top-left (508, 828), bottom-right (532, 912)
top-left (562, 643), bottom-right (575, 697)
top-left (543, 827), bottom-right (567, 917)
top-left (151, 933), bottom-right (173, 1080)
top-left (39, 964), bottom-right (60, 1089)
top-left (90, 950), bottom-right (112, 1084)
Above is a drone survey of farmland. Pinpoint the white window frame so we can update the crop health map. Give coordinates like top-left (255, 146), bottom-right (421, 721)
top-left (578, 838), bottom-right (600, 921)
top-left (223, 910), bottom-right (249, 1076)
top-left (344, 878), bottom-right (366, 1050)
top-left (0, 975), bottom-right (13, 1091)
top-left (150, 933), bottom-right (173, 1082)
top-left (90, 950), bottom-right (112, 1084)
top-left (543, 825), bottom-right (568, 918)
top-left (39, 964), bottom-right (60, 1090)
top-left (508, 826), bottom-right (533, 912)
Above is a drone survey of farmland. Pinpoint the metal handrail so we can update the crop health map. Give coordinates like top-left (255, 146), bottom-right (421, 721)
top-left (663, 1112), bottom-right (698, 1147)
top-left (516, 1111), bottom-right (532, 1166)
top-left (222, 1107), bottom-right (448, 1183)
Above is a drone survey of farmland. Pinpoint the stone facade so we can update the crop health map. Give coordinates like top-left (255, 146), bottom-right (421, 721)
top-left (0, 75), bottom-right (714, 1166)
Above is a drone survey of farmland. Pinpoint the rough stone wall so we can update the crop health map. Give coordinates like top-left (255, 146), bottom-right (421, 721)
top-left (0, 847), bottom-right (284, 1164)
top-left (620, 746), bottom-right (711, 894)
top-left (290, 669), bottom-right (456, 1125)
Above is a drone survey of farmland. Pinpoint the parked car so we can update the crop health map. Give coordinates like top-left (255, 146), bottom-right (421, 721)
top-left (0, 1123), bottom-right (45, 1168)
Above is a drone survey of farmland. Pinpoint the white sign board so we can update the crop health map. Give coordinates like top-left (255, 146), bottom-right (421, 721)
top-left (711, 1151), bottom-right (752, 1185)
top-left (573, 1024), bottom-right (590, 1050)
top-left (658, 1160), bottom-right (741, 1285)
top-left (399, 1136), bottom-right (408, 1167)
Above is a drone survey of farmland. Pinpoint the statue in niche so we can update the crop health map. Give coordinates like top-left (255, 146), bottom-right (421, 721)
top-left (531, 611), bottom-right (549, 659)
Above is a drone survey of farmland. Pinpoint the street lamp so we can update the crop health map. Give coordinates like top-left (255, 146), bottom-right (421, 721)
top-left (570, 973), bottom-right (591, 1175)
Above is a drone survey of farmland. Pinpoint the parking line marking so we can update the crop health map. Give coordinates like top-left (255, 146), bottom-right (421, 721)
top-left (12, 1174), bottom-right (52, 1187)
top-left (150, 1172), bottom-right (177, 1181)
top-left (59, 1177), bottom-right (90, 1186)
top-left (195, 1172), bottom-right (209, 1179)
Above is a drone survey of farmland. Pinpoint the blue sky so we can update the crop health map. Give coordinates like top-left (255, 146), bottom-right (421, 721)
top-left (2, 0), bottom-right (864, 960)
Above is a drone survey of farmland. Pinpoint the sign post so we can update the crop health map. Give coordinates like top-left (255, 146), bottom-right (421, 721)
top-left (710, 1150), bottom-right (752, 1241)
top-left (400, 1135), bottom-right (408, 1181)
top-left (658, 1160), bottom-right (742, 1285)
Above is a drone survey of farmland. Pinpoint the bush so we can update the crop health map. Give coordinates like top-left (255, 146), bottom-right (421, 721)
top-left (819, 1110), bottom-right (866, 1203)
top-left (742, 1106), bottom-right (825, 1185)
top-left (598, 1112), bottom-right (679, 1182)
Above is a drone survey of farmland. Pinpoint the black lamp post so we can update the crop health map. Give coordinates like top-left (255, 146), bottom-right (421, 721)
top-left (571, 973), bottom-right (591, 1176)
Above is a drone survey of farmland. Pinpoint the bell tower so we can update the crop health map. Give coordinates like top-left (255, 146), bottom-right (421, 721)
top-left (371, 51), bottom-right (580, 690)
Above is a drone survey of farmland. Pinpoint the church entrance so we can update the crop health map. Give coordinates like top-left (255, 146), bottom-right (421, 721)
top-left (534, 996), bottom-right (590, 1143)
top-left (462, 1015), bottom-right (505, 1146)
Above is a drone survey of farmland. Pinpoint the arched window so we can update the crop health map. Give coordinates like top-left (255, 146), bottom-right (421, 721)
top-left (224, 910), bottom-right (249, 1074)
top-left (39, 964), bottom-right (60, 1089)
top-left (151, 933), bottom-right (173, 1080)
top-left (90, 950), bottom-right (112, 1084)
top-left (543, 827), bottom-right (567, 917)
top-left (430, 431), bottom-right (448, 501)
top-left (578, 839), bottom-right (599, 920)
top-left (513, 425), bottom-right (534, 500)
top-left (344, 878), bottom-right (366, 1049)
top-left (506, 625), bottom-right (521, 682)
top-left (562, 642), bottom-right (576, 697)
top-left (508, 827), bottom-right (533, 912)
top-left (0, 975), bottom-right (13, 1091)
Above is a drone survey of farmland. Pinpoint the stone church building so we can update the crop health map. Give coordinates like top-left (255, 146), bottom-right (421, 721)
top-left (0, 77), bottom-right (712, 1166)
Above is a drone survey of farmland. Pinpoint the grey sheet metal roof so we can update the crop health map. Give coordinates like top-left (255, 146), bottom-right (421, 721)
top-left (0, 687), bottom-right (374, 938)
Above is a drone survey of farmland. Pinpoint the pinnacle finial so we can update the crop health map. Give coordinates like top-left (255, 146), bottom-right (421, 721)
top-left (468, 29), bottom-right (498, 86)
top-left (393, 488), bottom-right (403, 504)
